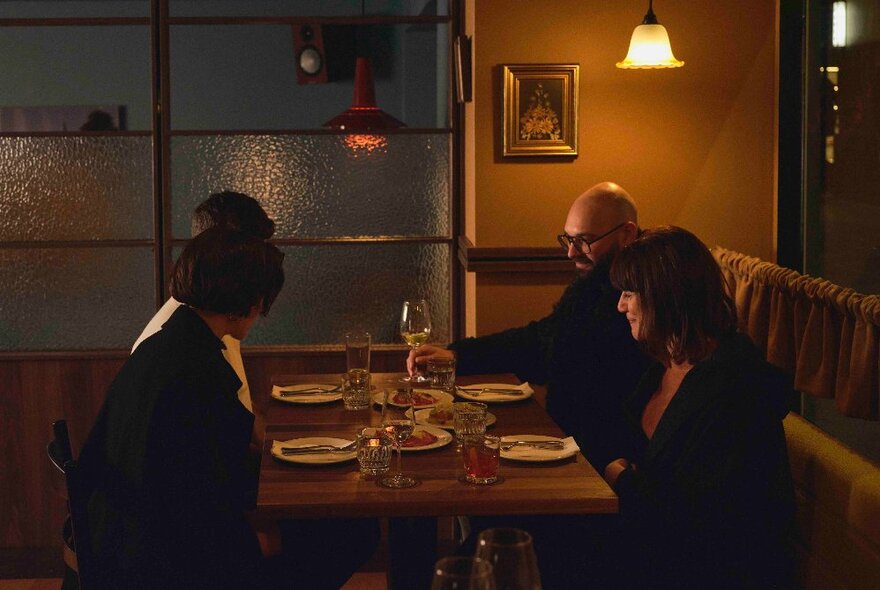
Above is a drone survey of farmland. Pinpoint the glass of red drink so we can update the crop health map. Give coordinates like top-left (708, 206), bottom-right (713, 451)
top-left (463, 435), bottom-right (501, 484)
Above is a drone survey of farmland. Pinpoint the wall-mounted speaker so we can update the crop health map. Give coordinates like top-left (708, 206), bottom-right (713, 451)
top-left (293, 23), bottom-right (328, 84)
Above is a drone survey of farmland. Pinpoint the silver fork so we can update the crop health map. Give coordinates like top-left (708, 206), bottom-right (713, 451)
top-left (281, 440), bottom-right (357, 454)
top-left (500, 440), bottom-right (565, 451)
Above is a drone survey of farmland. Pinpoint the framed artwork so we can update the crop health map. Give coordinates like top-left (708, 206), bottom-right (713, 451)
top-left (502, 64), bottom-right (578, 157)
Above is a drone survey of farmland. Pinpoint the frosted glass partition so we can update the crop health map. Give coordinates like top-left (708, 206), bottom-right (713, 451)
top-left (170, 1), bottom-right (449, 17)
top-left (169, 23), bottom-right (447, 129)
top-left (171, 242), bottom-right (450, 346)
top-left (0, 137), bottom-right (154, 241)
top-left (0, 137), bottom-right (153, 241)
top-left (0, 1), bottom-right (149, 18)
top-left (0, 247), bottom-right (155, 350)
top-left (171, 134), bottom-right (450, 238)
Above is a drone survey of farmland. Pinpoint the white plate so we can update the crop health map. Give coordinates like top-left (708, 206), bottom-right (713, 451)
top-left (455, 383), bottom-right (534, 403)
top-left (414, 408), bottom-right (497, 430)
top-left (372, 389), bottom-right (454, 409)
top-left (499, 435), bottom-right (579, 462)
top-left (399, 425), bottom-right (453, 452)
top-left (271, 384), bottom-right (342, 405)
top-left (270, 437), bottom-right (356, 465)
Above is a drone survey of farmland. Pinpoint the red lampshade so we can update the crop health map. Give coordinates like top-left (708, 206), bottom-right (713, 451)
top-left (324, 57), bottom-right (405, 129)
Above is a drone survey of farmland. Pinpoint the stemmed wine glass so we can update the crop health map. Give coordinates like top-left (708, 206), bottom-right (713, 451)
top-left (431, 556), bottom-right (497, 590)
top-left (378, 388), bottom-right (419, 489)
top-left (475, 528), bottom-right (542, 590)
top-left (400, 299), bottom-right (432, 383)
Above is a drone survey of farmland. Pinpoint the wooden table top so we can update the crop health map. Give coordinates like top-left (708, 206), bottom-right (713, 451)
top-left (257, 373), bottom-right (618, 519)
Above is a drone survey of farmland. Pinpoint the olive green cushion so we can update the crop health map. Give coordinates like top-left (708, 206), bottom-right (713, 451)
top-left (784, 414), bottom-right (880, 590)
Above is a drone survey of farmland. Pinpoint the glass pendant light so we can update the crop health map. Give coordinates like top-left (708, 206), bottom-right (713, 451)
top-left (616, 0), bottom-right (684, 69)
top-left (323, 1), bottom-right (404, 156)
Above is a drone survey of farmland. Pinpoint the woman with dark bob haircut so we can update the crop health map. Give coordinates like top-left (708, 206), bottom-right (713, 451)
top-left (604, 226), bottom-right (795, 590)
top-left (75, 228), bottom-right (287, 589)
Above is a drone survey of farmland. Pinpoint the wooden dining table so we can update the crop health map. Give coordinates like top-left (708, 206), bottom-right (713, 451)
top-left (256, 372), bottom-right (618, 520)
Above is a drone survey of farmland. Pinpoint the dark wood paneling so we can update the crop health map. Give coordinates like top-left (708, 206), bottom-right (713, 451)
top-left (0, 356), bottom-right (124, 557)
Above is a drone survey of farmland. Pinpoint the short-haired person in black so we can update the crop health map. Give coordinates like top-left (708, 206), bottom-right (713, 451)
top-left (76, 229), bottom-right (376, 590)
top-left (605, 226), bottom-right (795, 589)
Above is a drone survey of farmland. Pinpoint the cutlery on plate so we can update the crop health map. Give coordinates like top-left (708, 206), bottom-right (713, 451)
top-left (279, 385), bottom-right (341, 396)
top-left (500, 440), bottom-right (565, 451)
top-left (281, 441), bottom-right (357, 454)
top-left (457, 387), bottom-right (525, 396)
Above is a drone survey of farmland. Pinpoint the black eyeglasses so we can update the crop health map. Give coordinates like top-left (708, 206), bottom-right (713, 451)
top-left (557, 222), bottom-right (627, 253)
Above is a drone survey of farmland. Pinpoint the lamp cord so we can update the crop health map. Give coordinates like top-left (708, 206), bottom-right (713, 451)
top-left (643, 0), bottom-right (658, 25)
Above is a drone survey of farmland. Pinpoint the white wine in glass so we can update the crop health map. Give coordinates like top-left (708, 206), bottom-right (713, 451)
top-left (400, 299), bottom-right (432, 383)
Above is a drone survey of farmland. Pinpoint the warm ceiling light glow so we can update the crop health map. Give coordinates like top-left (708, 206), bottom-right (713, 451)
top-left (343, 133), bottom-right (388, 156)
top-left (617, 0), bottom-right (684, 69)
top-left (832, 2), bottom-right (847, 47)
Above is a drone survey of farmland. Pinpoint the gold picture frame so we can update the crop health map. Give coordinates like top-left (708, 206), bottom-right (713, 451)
top-left (502, 64), bottom-right (578, 157)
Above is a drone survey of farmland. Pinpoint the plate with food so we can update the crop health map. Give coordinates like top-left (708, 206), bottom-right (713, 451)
top-left (373, 389), bottom-right (454, 409)
top-left (414, 401), bottom-right (497, 431)
top-left (399, 425), bottom-right (453, 452)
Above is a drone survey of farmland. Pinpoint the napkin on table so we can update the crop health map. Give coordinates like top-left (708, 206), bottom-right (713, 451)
top-left (502, 436), bottom-right (579, 460)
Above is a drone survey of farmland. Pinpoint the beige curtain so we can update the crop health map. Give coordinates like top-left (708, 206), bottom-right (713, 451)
top-left (712, 248), bottom-right (879, 420)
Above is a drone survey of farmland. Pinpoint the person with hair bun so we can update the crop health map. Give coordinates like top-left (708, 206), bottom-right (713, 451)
top-left (605, 226), bottom-right (794, 590)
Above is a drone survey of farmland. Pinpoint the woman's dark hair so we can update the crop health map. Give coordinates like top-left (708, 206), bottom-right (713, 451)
top-left (170, 227), bottom-right (284, 317)
top-left (191, 191), bottom-right (275, 240)
top-left (610, 226), bottom-right (737, 365)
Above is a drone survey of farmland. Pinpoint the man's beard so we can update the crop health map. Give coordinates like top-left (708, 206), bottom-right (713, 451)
top-left (575, 250), bottom-right (614, 277)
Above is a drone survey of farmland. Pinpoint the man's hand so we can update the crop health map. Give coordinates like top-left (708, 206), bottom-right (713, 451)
top-left (406, 345), bottom-right (454, 376)
top-left (603, 458), bottom-right (631, 487)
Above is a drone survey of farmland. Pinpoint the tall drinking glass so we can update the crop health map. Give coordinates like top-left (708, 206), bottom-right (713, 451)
top-left (431, 556), bottom-right (496, 590)
top-left (399, 299), bottom-right (432, 383)
top-left (475, 528), bottom-right (542, 590)
top-left (344, 330), bottom-right (372, 409)
top-left (345, 330), bottom-right (371, 373)
top-left (378, 388), bottom-right (419, 489)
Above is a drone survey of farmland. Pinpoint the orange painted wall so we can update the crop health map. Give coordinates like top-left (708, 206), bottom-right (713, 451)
top-left (470, 0), bottom-right (778, 335)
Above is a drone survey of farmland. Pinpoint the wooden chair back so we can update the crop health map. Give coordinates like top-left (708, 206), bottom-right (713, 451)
top-left (48, 419), bottom-right (97, 590)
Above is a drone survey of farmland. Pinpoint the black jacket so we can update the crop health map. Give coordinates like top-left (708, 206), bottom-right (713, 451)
top-left (78, 306), bottom-right (260, 590)
top-left (450, 262), bottom-right (650, 469)
top-left (614, 332), bottom-right (795, 590)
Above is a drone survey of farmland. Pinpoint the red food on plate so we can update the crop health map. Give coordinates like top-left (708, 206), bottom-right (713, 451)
top-left (427, 409), bottom-right (453, 424)
top-left (394, 391), bottom-right (436, 406)
top-left (402, 430), bottom-right (439, 447)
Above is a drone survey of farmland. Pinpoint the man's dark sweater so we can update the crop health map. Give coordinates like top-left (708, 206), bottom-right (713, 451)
top-left (449, 261), bottom-right (651, 469)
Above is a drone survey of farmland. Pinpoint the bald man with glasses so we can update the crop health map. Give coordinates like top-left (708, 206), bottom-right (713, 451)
top-left (408, 182), bottom-right (650, 470)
